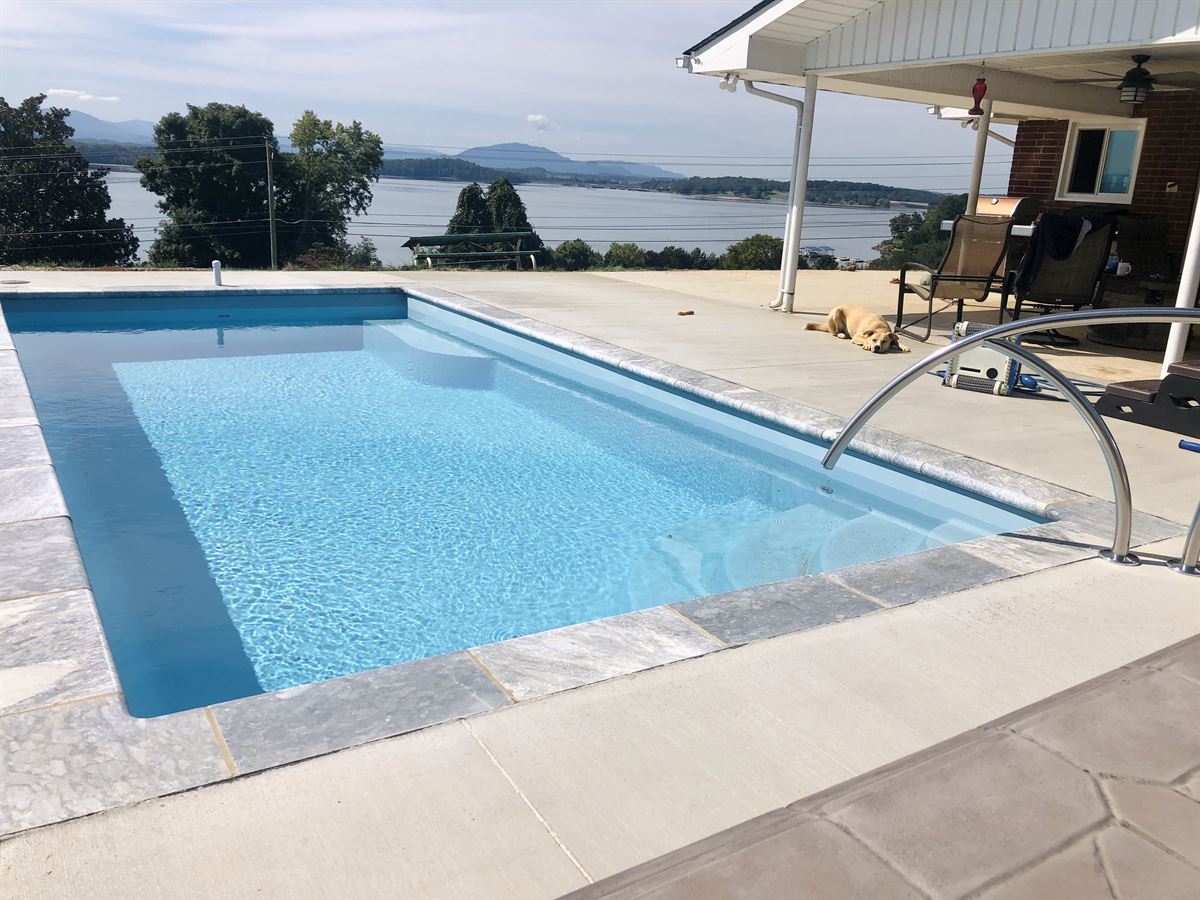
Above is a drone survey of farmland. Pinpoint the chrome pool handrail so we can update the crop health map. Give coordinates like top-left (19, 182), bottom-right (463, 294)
top-left (821, 308), bottom-right (1200, 565)
top-left (981, 340), bottom-right (1136, 563)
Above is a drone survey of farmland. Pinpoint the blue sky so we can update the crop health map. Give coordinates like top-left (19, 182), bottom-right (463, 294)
top-left (0, 0), bottom-right (1013, 190)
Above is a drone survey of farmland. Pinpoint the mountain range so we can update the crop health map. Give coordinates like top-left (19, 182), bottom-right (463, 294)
top-left (452, 143), bottom-right (681, 179)
top-left (64, 111), bottom-right (683, 180)
top-left (65, 109), bottom-right (157, 144)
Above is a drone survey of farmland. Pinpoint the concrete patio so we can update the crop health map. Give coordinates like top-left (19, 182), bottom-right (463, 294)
top-left (1, 268), bottom-right (1197, 898)
top-left (572, 637), bottom-right (1200, 900)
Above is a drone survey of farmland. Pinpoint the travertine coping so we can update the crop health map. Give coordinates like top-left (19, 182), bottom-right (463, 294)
top-left (0, 285), bottom-right (1186, 836)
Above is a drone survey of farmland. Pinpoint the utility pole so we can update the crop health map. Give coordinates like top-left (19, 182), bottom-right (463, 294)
top-left (264, 137), bottom-right (278, 270)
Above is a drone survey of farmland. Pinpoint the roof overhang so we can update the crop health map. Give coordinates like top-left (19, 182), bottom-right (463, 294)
top-left (682, 0), bottom-right (1200, 121)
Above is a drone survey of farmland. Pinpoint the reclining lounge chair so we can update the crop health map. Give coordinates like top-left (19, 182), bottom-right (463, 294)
top-left (896, 214), bottom-right (1013, 341)
top-left (1000, 216), bottom-right (1115, 346)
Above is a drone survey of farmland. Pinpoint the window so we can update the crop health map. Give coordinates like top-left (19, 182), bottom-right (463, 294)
top-left (1056, 121), bottom-right (1144, 204)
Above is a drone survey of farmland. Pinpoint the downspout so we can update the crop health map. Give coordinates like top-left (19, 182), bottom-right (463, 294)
top-left (742, 78), bottom-right (814, 313)
top-left (1161, 160), bottom-right (1200, 377)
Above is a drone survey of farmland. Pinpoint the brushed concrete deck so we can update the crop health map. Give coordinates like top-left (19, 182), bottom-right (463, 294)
top-left (1, 269), bottom-right (1197, 898)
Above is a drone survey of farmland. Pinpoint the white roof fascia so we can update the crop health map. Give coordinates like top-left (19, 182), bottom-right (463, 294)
top-left (688, 0), bottom-right (809, 75)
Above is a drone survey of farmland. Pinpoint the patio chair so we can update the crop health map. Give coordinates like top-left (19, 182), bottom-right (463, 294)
top-left (999, 218), bottom-right (1114, 346)
top-left (896, 215), bottom-right (1014, 341)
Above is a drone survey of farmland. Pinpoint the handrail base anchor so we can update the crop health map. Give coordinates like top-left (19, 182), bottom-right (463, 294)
top-left (1167, 558), bottom-right (1200, 576)
top-left (1098, 549), bottom-right (1140, 566)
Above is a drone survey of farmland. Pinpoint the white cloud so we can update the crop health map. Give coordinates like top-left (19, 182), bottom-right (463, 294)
top-left (47, 88), bottom-right (120, 102)
top-left (526, 113), bottom-right (559, 132)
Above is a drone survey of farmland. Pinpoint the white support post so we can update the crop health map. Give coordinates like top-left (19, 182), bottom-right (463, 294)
top-left (779, 73), bottom-right (818, 314)
top-left (1161, 174), bottom-right (1200, 377)
top-left (771, 118), bottom-right (801, 309)
top-left (966, 97), bottom-right (993, 214)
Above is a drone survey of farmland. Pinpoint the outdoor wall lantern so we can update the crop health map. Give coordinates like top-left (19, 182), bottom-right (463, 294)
top-left (1118, 55), bottom-right (1154, 104)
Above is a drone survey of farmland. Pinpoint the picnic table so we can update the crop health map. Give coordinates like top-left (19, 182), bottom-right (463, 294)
top-left (401, 232), bottom-right (541, 268)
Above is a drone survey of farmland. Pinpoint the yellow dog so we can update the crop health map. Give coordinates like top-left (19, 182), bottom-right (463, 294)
top-left (804, 304), bottom-right (910, 354)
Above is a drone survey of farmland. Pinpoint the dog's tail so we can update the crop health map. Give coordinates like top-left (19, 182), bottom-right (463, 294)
top-left (803, 322), bottom-right (830, 332)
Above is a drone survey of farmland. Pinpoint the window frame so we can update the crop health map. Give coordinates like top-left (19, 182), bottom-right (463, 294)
top-left (1055, 119), bottom-right (1146, 205)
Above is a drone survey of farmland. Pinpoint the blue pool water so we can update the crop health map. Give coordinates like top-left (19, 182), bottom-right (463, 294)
top-left (5, 290), bottom-right (1039, 716)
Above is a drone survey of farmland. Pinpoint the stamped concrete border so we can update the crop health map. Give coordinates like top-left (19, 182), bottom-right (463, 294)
top-left (566, 637), bottom-right (1200, 900)
top-left (0, 284), bottom-right (1186, 836)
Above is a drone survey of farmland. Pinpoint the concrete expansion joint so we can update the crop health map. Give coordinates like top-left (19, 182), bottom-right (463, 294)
top-left (818, 813), bottom-right (936, 900)
top-left (1096, 775), bottom-right (1200, 875)
top-left (965, 824), bottom-right (1116, 900)
top-left (0, 585), bottom-right (92, 607)
top-left (203, 708), bottom-right (238, 778)
top-left (822, 574), bottom-right (891, 608)
top-left (1171, 762), bottom-right (1200, 790)
top-left (1007, 727), bottom-right (1104, 787)
top-left (461, 719), bottom-right (593, 885)
top-left (463, 650), bottom-right (519, 704)
top-left (660, 604), bottom-right (729, 647)
top-left (1091, 831), bottom-right (1124, 900)
top-left (0, 690), bottom-right (118, 721)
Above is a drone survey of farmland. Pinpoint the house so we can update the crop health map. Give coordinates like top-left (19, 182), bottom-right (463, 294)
top-left (679, 0), bottom-right (1200, 373)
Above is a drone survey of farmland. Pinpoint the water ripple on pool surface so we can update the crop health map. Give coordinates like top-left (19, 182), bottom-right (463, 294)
top-left (115, 348), bottom-right (844, 691)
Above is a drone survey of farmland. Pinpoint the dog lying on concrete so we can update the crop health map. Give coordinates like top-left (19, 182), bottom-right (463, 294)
top-left (803, 304), bottom-right (910, 354)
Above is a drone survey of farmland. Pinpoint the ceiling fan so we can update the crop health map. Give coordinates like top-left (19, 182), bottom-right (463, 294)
top-left (1052, 54), bottom-right (1200, 103)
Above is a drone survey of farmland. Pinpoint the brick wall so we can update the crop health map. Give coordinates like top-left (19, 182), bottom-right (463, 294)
top-left (1007, 119), bottom-right (1069, 201)
top-left (1006, 93), bottom-right (1200, 272)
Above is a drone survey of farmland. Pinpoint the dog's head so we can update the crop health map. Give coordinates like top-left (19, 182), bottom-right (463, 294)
top-left (860, 326), bottom-right (906, 354)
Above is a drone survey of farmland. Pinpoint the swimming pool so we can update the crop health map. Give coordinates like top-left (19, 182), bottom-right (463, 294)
top-left (4, 289), bottom-right (1040, 716)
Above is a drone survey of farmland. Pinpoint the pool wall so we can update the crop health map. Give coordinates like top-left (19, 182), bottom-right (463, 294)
top-left (0, 283), bottom-right (1185, 836)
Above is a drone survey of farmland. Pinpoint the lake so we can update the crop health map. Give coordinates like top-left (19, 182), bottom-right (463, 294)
top-left (105, 173), bottom-right (899, 266)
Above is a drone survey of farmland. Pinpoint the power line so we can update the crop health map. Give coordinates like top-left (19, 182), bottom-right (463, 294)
top-left (0, 159), bottom-right (269, 179)
top-left (0, 143), bottom-right (271, 162)
top-left (0, 135), bottom-right (269, 152)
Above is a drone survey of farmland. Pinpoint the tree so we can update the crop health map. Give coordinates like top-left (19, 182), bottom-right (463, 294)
top-left (446, 182), bottom-right (493, 235)
top-left (656, 246), bottom-right (695, 269)
top-left (554, 239), bottom-right (598, 271)
top-left (688, 247), bottom-right (718, 270)
top-left (0, 95), bottom-right (138, 266)
top-left (137, 103), bottom-right (279, 267)
top-left (137, 103), bottom-right (382, 268)
top-left (284, 110), bottom-right (383, 257)
top-left (485, 177), bottom-right (543, 267)
top-left (721, 234), bottom-right (784, 269)
top-left (869, 193), bottom-right (967, 270)
top-left (604, 242), bottom-right (646, 268)
top-left (808, 253), bottom-right (839, 270)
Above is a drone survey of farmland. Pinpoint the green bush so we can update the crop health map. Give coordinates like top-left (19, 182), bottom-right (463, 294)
top-left (721, 233), bottom-right (784, 269)
top-left (604, 242), bottom-right (647, 268)
top-left (287, 237), bottom-right (381, 270)
top-left (554, 238), bottom-right (599, 271)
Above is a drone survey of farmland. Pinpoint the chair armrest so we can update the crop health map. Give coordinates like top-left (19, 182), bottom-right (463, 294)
top-left (899, 262), bottom-right (936, 299)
